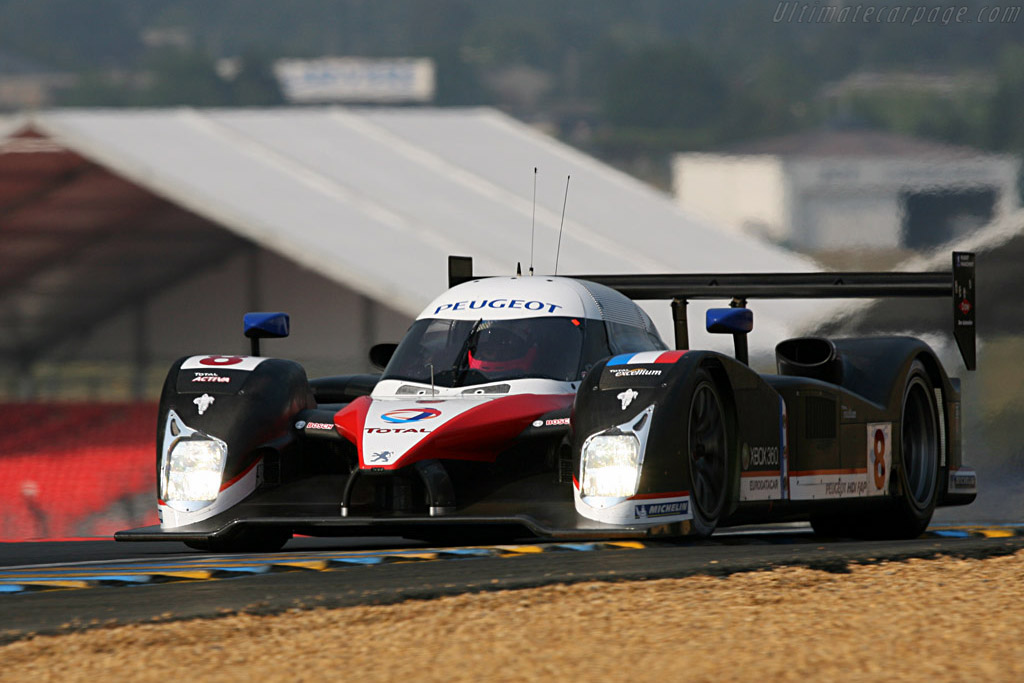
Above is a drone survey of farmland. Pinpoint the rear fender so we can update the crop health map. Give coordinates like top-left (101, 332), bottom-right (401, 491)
top-left (830, 337), bottom-right (969, 504)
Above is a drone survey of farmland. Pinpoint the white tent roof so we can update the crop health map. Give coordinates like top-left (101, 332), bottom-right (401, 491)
top-left (9, 106), bottom-right (821, 353)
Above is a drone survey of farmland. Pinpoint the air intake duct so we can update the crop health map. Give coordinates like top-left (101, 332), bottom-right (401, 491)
top-left (775, 337), bottom-right (843, 385)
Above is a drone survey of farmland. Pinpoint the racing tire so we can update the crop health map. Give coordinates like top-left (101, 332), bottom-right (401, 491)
top-left (888, 360), bottom-right (941, 538)
top-left (185, 528), bottom-right (292, 553)
top-left (687, 369), bottom-right (729, 538)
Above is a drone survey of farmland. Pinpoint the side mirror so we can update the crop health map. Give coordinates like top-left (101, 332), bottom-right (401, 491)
top-left (706, 307), bottom-right (753, 365)
top-left (244, 312), bottom-right (290, 356)
top-left (369, 343), bottom-right (398, 369)
top-left (706, 308), bottom-right (753, 334)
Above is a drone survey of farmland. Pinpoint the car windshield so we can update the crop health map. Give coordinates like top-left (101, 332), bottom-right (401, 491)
top-left (382, 317), bottom-right (586, 387)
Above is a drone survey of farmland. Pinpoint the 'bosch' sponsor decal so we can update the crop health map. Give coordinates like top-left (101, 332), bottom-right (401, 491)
top-left (380, 408), bottom-right (441, 423)
top-left (304, 422), bottom-right (335, 431)
top-left (433, 299), bottom-right (563, 315)
top-left (532, 417), bottom-right (571, 428)
top-left (634, 500), bottom-right (689, 519)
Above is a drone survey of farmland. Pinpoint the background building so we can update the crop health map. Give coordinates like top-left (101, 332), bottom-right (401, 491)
top-left (673, 130), bottom-right (1020, 268)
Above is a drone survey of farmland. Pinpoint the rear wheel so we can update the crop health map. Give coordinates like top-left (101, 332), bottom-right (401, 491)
top-left (890, 361), bottom-right (940, 538)
top-left (810, 360), bottom-right (939, 540)
top-left (687, 370), bottom-right (729, 537)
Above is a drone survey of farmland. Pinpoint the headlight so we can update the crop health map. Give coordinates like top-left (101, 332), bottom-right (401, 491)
top-left (581, 433), bottom-right (641, 498)
top-left (162, 438), bottom-right (227, 502)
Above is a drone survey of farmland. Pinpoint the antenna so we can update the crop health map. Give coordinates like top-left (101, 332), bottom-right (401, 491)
top-left (554, 174), bottom-right (570, 275)
top-left (530, 167), bottom-right (537, 276)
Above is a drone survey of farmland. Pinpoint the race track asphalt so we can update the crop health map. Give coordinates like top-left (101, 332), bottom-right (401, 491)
top-left (2, 526), bottom-right (1022, 642)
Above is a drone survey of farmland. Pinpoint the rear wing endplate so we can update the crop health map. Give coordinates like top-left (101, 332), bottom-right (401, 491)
top-left (447, 252), bottom-right (977, 370)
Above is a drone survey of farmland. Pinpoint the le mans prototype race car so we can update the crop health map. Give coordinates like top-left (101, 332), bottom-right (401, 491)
top-left (117, 253), bottom-right (979, 551)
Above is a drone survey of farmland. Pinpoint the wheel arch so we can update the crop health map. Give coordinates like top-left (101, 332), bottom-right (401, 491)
top-left (905, 350), bottom-right (951, 475)
top-left (699, 357), bottom-right (741, 515)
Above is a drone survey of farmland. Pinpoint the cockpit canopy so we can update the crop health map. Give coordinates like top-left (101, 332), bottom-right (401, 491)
top-left (382, 317), bottom-right (583, 386)
top-left (381, 276), bottom-right (669, 388)
top-left (381, 315), bottom-right (669, 388)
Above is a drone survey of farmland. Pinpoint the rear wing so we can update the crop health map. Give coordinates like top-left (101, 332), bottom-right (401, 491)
top-left (448, 252), bottom-right (977, 370)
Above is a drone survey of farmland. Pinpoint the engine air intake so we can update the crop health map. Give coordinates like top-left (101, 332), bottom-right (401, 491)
top-left (776, 337), bottom-right (843, 385)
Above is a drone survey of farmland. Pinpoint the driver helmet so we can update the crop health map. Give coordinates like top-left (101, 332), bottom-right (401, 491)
top-left (467, 321), bottom-right (538, 373)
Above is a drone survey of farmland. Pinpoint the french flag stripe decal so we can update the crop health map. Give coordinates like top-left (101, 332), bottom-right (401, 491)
top-left (608, 350), bottom-right (686, 365)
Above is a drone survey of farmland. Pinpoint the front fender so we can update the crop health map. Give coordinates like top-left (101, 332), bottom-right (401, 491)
top-left (573, 350), bottom-right (787, 521)
top-left (156, 355), bottom-right (315, 527)
top-left (573, 351), bottom-right (715, 499)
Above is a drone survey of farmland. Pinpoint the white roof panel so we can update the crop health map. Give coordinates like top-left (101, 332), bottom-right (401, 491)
top-left (23, 106), bottom-right (821, 351)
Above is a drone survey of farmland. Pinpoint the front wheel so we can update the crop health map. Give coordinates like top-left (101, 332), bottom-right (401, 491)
top-left (687, 369), bottom-right (729, 537)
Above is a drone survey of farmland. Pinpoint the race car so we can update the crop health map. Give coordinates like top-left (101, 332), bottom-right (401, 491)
top-left (116, 253), bottom-right (978, 551)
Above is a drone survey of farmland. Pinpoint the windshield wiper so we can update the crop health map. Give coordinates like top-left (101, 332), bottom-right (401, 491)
top-left (450, 318), bottom-right (483, 387)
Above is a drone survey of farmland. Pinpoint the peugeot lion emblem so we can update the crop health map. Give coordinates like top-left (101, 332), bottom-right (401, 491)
top-left (617, 388), bottom-right (638, 410)
top-left (194, 393), bottom-right (215, 415)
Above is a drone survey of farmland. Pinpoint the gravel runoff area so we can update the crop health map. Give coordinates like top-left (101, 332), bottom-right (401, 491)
top-left (2, 550), bottom-right (1023, 682)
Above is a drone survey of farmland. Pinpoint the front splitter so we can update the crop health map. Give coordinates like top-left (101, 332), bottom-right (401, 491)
top-left (114, 512), bottom-right (669, 543)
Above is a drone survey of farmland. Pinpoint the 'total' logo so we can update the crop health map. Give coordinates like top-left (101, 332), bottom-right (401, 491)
top-left (200, 355), bottom-right (244, 366)
top-left (381, 408), bottom-right (442, 423)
